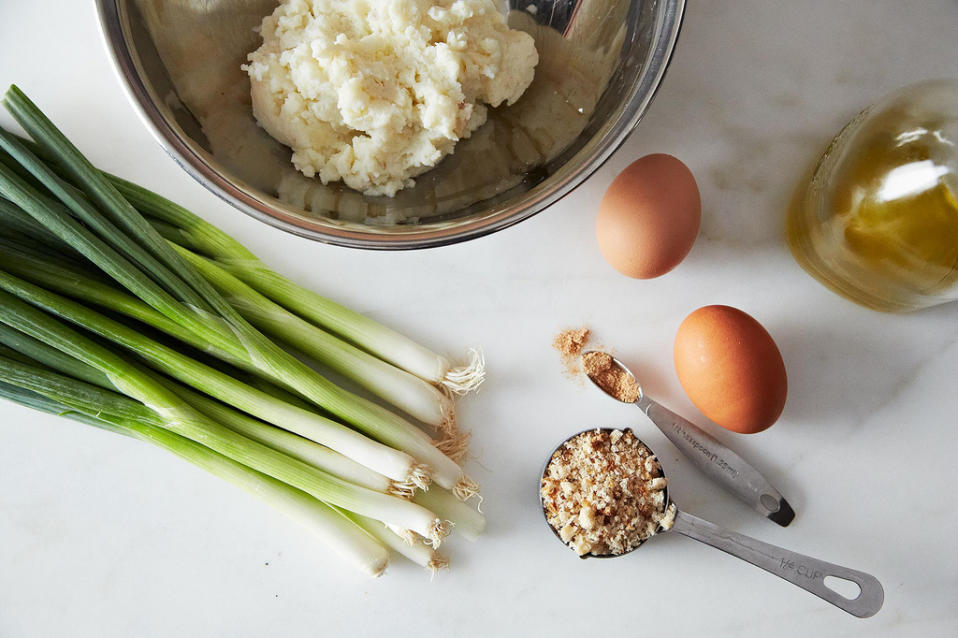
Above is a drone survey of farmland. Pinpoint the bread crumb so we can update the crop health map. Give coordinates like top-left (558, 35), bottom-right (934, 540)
top-left (541, 429), bottom-right (672, 556)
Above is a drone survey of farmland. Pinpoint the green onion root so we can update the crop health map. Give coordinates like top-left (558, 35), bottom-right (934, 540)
top-left (343, 510), bottom-right (449, 575)
top-left (414, 486), bottom-right (486, 541)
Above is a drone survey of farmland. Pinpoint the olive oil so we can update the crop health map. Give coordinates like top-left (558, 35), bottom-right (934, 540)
top-left (788, 80), bottom-right (958, 311)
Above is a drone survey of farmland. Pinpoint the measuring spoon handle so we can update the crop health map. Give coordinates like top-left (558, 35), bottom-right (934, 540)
top-left (670, 510), bottom-right (883, 617)
top-left (637, 396), bottom-right (794, 525)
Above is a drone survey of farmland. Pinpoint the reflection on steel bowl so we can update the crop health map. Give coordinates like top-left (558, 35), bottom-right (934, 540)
top-left (96, 0), bottom-right (685, 249)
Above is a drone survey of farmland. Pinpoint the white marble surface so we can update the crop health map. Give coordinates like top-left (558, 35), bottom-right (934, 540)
top-left (1, 1), bottom-right (957, 636)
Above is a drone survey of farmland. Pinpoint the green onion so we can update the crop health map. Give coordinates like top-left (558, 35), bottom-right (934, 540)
top-left (175, 244), bottom-right (454, 430)
top-left (0, 233), bottom-right (471, 495)
top-left (340, 509), bottom-right (449, 574)
top-left (0, 287), bottom-right (447, 543)
top-left (0, 129), bottom-right (211, 311)
top-left (162, 381), bottom-right (411, 497)
top-left (0, 379), bottom-right (71, 414)
top-left (0, 238), bottom-right (252, 371)
top-left (0, 352), bottom-right (161, 424)
top-left (107, 174), bottom-right (485, 392)
top-left (148, 216), bottom-right (207, 253)
top-left (0, 266), bottom-right (428, 487)
top-left (4, 87), bottom-right (227, 316)
top-left (0, 149), bottom-right (241, 358)
top-left (0, 88), bottom-right (490, 570)
top-left (0, 320), bottom-right (408, 498)
top-left (0, 236), bottom-right (319, 415)
top-left (1, 93), bottom-right (476, 496)
top-left (0, 226), bottom-right (444, 492)
top-left (0, 322), bottom-right (112, 388)
top-left (0, 381), bottom-right (390, 577)
top-left (0, 196), bottom-right (69, 250)
top-left (413, 486), bottom-right (487, 542)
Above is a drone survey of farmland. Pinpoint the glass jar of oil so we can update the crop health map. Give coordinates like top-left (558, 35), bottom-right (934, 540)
top-left (788, 79), bottom-right (958, 312)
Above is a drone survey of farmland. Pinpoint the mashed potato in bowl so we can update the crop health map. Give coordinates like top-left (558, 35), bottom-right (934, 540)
top-left (244, 0), bottom-right (539, 197)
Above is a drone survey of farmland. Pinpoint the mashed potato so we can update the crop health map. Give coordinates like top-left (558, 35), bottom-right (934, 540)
top-left (244, 0), bottom-right (538, 197)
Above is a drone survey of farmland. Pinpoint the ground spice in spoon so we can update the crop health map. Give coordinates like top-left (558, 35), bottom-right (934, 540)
top-left (582, 351), bottom-right (640, 403)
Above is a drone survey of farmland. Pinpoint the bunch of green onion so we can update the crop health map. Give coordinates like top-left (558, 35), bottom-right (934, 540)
top-left (0, 85), bottom-right (486, 577)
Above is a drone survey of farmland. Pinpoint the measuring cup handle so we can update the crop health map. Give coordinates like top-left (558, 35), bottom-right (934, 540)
top-left (638, 396), bottom-right (795, 526)
top-left (670, 510), bottom-right (884, 617)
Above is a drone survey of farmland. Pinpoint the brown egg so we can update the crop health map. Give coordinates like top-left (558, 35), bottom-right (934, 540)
top-left (673, 305), bottom-right (787, 434)
top-left (596, 154), bottom-right (701, 279)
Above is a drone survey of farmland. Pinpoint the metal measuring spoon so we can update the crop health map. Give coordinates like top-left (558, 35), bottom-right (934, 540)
top-left (581, 350), bottom-right (795, 526)
top-left (540, 429), bottom-right (884, 618)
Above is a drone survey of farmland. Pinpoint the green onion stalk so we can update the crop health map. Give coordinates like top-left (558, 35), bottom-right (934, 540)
top-left (0, 329), bottom-right (480, 556)
top-left (0, 263), bottom-right (428, 490)
top-left (0, 88), bottom-right (477, 498)
top-left (0, 309), bottom-right (481, 533)
top-left (0, 320), bottom-right (412, 499)
top-left (0, 237), bottom-right (309, 408)
top-left (0, 241), bottom-right (475, 494)
top-left (108, 174), bottom-right (485, 394)
top-left (162, 379), bottom-right (413, 498)
top-left (0, 288), bottom-right (448, 544)
top-left (175, 245), bottom-right (457, 432)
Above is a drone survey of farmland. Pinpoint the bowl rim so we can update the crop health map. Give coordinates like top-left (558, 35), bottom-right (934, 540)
top-left (95, 0), bottom-right (686, 250)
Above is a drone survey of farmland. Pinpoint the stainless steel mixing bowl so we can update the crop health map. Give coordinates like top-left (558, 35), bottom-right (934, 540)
top-left (96, 0), bottom-right (685, 249)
